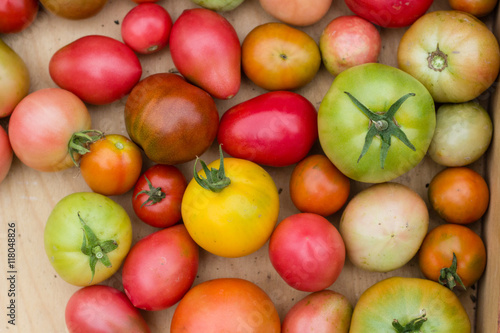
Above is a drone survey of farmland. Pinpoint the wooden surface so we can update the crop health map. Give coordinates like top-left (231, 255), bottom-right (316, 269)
top-left (0, 0), bottom-right (496, 332)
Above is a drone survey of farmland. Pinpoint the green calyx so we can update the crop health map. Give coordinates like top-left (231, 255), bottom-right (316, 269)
top-left (344, 91), bottom-right (416, 169)
top-left (392, 309), bottom-right (427, 333)
top-left (78, 213), bottom-right (118, 284)
top-left (135, 175), bottom-right (166, 208)
top-left (68, 130), bottom-right (104, 167)
top-left (439, 252), bottom-right (467, 290)
top-left (193, 145), bottom-right (231, 193)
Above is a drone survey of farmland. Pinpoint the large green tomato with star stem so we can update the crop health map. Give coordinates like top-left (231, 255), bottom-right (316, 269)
top-left (318, 63), bottom-right (436, 183)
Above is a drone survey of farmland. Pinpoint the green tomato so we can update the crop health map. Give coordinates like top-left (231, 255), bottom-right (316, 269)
top-left (189, 0), bottom-right (245, 11)
top-left (318, 63), bottom-right (436, 183)
top-left (44, 192), bottom-right (133, 286)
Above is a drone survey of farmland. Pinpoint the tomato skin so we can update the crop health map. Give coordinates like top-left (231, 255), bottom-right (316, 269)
top-left (217, 91), bottom-right (318, 167)
top-left (79, 134), bottom-right (143, 196)
top-left (122, 224), bottom-right (199, 311)
top-left (0, 0), bottom-right (38, 33)
top-left (258, 0), bottom-right (332, 26)
top-left (289, 154), bottom-right (350, 217)
top-left (449, 0), bottom-right (498, 17)
top-left (0, 126), bottom-right (12, 185)
top-left (171, 278), bottom-right (281, 333)
top-left (132, 164), bottom-right (187, 228)
top-left (40, 0), bottom-right (107, 20)
top-left (428, 167), bottom-right (489, 224)
top-left (49, 35), bottom-right (142, 105)
top-left (65, 285), bottom-right (150, 333)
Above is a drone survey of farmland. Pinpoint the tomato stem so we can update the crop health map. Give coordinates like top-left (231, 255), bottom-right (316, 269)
top-left (193, 145), bottom-right (231, 192)
top-left (135, 175), bottom-right (166, 207)
top-left (392, 309), bottom-right (427, 332)
top-left (438, 252), bottom-right (467, 290)
top-left (427, 44), bottom-right (448, 72)
top-left (68, 130), bottom-right (104, 167)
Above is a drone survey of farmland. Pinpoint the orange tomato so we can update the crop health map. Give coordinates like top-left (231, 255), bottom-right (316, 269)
top-left (448, 0), bottom-right (498, 17)
top-left (428, 167), bottom-right (489, 224)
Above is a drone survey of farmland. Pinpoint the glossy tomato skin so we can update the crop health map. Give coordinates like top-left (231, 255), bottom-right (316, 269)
top-left (0, 126), bottom-right (12, 185)
top-left (122, 224), bottom-right (199, 311)
top-left (65, 285), bottom-right (150, 333)
top-left (80, 134), bottom-right (143, 196)
top-left (0, 0), bottom-right (38, 33)
top-left (449, 0), bottom-right (498, 17)
top-left (217, 91), bottom-right (318, 167)
top-left (9, 88), bottom-right (92, 172)
top-left (132, 164), bottom-right (187, 228)
top-left (289, 154), bottom-right (350, 217)
top-left (40, 0), bottom-right (107, 20)
top-left (419, 224), bottom-right (486, 289)
top-left (49, 35), bottom-right (142, 105)
top-left (121, 3), bottom-right (172, 54)
top-left (269, 213), bottom-right (345, 292)
top-left (344, 0), bottom-right (433, 28)
top-left (171, 278), bottom-right (281, 333)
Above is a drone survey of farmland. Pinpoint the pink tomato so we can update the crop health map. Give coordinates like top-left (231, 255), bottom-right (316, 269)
top-left (0, 126), bottom-right (13, 184)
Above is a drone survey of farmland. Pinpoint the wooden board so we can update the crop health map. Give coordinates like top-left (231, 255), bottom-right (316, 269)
top-left (0, 0), bottom-right (497, 331)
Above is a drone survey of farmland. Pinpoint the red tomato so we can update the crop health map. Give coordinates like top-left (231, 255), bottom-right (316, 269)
top-left (289, 154), bottom-right (350, 217)
top-left (121, 3), bottom-right (172, 54)
top-left (65, 285), bottom-right (150, 333)
top-left (49, 35), bottom-right (142, 105)
top-left (0, 0), bottom-right (38, 33)
top-left (217, 91), bottom-right (318, 167)
top-left (171, 278), bottom-right (281, 333)
top-left (449, 0), bottom-right (498, 17)
top-left (79, 134), bottom-right (143, 196)
top-left (122, 224), bottom-right (199, 311)
top-left (132, 0), bottom-right (159, 2)
top-left (0, 125), bottom-right (13, 184)
top-left (268, 213), bottom-right (345, 292)
top-left (132, 164), bottom-right (187, 228)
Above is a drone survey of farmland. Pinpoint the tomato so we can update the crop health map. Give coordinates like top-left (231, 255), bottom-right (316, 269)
top-left (171, 278), bottom-right (281, 333)
top-left (9, 88), bottom-right (94, 172)
top-left (397, 10), bottom-right (500, 103)
top-left (122, 224), bottom-right (199, 311)
top-left (350, 277), bottom-right (471, 332)
top-left (0, 38), bottom-right (30, 118)
top-left (319, 15), bottom-right (381, 76)
top-left (121, 3), bottom-right (172, 55)
top-left (132, 0), bottom-right (158, 2)
top-left (0, 125), bottom-right (12, 185)
top-left (289, 154), bottom-right (350, 217)
top-left (419, 223), bottom-right (486, 290)
top-left (428, 167), bottom-right (489, 225)
top-left (181, 147), bottom-right (280, 258)
top-left (242, 22), bottom-right (321, 91)
top-left (190, 0), bottom-right (245, 11)
top-left (132, 164), bottom-right (187, 228)
top-left (339, 182), bottom-right (429, 272)
top-left (449, 0), bottom-right (498, 17)
top-left (268, 213), bottom-right (345, 292)
top-left (0, 0), bottom-right (38, 33)
top-left (65, 285), bottom-right (150, 333)
top-left (428, 102), bottom-right (493, 167)
top-left (40, 0), bottom-right (108, 20)
top-left (79, 134), bottom-right (143, 196)
top-left (258, 0), bottom-right (332, 26)
top-left (124, 73), bottom-right (219, 165)
top-left (318, 63), bottom-right (436, 183)
top-left (49, 35), bottom-right (142, 105)
top-left (217, 91), bottom-right (318, 167)
top-left (44, 192), bottom-right (132, 286)
top-left (282, 290), bottom-right (352, 333)
top-left (344, 0), bottom-right (433, 28)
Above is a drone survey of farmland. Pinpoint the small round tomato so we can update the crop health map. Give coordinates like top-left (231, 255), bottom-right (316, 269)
top-left (289, 154), bottom-right (350, 217)
top-left (449, 0), bottom-right (498, 17)
top-left (0, 0), bottom-right (38, 33)
top-left (132, 164), bottom-right (187, 228)
top-left (79, 134), bottom-right (143, 196)
top-left (40, 0), bottom-right (108, 20)
top-left (0, 126), bottom-right (13, 185)
top-left (171, 278), bottom-right (281, 333)
top-left (121, 3), bottom-right (172, 54)
top-left (419, 224), bottom-right (486, 290)
top-left (428, 167), bottom-right (489, 225)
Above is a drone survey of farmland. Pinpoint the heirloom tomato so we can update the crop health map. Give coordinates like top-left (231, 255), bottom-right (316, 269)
top-left (449, 0), bottom-right (498, 17)
top-left (397, 10), bottom-right (500, 103)
top-left (258, 0), bottom-right (332, 26)
top-left (40, 0), bottom-right (107, 20)
top-left (190, 0), bottom-right (245, 11)
top-left (65, 285), bottom-right (150, 333)
top-left (171, 278), bottom-right (281, 333)
top-left (318, 63), bottom-right (435, 183)
top-left (132, 164), bottom-right (187, 228)
top-left (44, 192), bottom-right (133, 286)
top-left (419, 223), bottom-right (486, 290)
top-left (350, 277), bottom-right (471, 332)
top-left (217, 91), bottom-right (318, 167)
top-left (0, 126), bottom-right (12, 185)
top-left (0, 0), bottom-right (38, 33)
top-left (181, 147), bottom-right (280, 258)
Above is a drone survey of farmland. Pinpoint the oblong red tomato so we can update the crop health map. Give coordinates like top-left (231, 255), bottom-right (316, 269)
top-left (49, 35), bottom-right (142, 105)
top-left (218, 91), bottom-right (318, 167)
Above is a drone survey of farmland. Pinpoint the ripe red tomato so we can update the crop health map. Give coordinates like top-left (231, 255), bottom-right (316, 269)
top-left (0, 125), bottom-right (13, 185)
top-left (132, 164), bottom-right (187, 228)
top-left (0, 0), bottom-right (38, 33)
top-left (289, 154), bottom-right (350, 217)
top-left (79, 134), bottom-right (143, 196)
top-left (428, 167), bottom-right (489, 225)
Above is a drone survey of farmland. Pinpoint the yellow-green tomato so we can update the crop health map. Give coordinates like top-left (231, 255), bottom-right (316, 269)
top-left (181, 150), bottom-right (280, 258)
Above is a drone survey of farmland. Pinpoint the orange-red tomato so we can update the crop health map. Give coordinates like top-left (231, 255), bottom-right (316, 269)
top-left (80, 134), bottom-right (143, 196)
top-left (428, 167), bottom-right (489, 224)
top-left (448, 0), bottom-right (498, 17)
top-left (289, 154), bottom-right (350, 217)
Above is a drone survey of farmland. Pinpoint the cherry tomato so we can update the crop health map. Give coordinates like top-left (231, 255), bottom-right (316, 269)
top-left (0, 0), bottom-right (38, 33)
top-left (132, 164), bottom-right (187, 228)
top-left (428, 167), bottom-right (489, 225)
